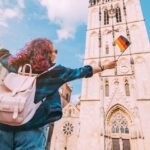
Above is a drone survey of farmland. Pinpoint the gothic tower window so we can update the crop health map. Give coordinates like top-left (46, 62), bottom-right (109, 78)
top-left (102, 0), bottom-right (110, 3)
top-left (93, 0), bottom-right (96, 5)
top-left (125, 79), bottom-right (130, 96)
top-left (116, 7), bottom-right (122, 22)
top-left (105, 80), bottom-right (109, 97)
top-left (89, 0), bottom-right (96, 6)
top-left (64, 147), bottom-right (67, 150)
top-left (104, 9), bottom-right (109, 25)
top-left (66, 93), bottom-right (70, 101)
top-left (105, 44), bottom-right (109, 54)
top-left (97, 0), bottom-right (100, 4)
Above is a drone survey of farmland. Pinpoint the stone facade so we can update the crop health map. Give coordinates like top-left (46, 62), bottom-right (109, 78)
top-left (50, 0), bottom-right (150, 150)
top-left (60, 84), bottom-right (73, 108)
top-left (78, 0), bottom-right (150, 149)
top-left (50, 103), bottom-right (80, 150)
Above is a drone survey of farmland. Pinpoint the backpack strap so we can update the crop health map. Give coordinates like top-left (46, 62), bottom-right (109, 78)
top-left (37, 64), bottom-right (56, 78)
top-left (18, 64), bottom-right (56, 77)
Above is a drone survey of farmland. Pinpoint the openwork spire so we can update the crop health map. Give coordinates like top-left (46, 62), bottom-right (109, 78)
top-left (89, 0), bottom-right (100, 6)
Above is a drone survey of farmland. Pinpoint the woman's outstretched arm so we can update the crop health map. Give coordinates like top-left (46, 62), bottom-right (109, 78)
top-left (92, 61), bottom-right (117, 74)
top-left (59, 61), bottom-right (117, 83)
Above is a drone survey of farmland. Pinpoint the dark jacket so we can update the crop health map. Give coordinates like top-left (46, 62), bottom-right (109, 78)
top-left (0, 55), bottom-right (93, 131)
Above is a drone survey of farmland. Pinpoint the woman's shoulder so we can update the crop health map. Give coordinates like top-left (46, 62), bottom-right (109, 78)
top-left (37, 64), bottom-right (66, 78)
top-left (53, 64), bottom-right (67, 72)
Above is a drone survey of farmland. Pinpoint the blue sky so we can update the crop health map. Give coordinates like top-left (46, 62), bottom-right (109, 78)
top-left (0, 0), bottom-right (150, 103)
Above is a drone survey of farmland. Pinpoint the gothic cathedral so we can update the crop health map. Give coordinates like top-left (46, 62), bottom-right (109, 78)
top-left (78, 0), bottom-right (150, 149)
top-left (50, 0), bottom-right (150, 150)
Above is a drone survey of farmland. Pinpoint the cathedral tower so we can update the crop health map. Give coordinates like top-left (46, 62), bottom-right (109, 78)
top-left (78, 0), bottom-right (150, 150)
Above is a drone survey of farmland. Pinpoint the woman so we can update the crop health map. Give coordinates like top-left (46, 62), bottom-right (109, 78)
top-left (0, 38), bottom-right (116, 150)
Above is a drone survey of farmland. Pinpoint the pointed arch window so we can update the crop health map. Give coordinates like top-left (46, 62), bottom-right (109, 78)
top-left (97, 0), bottom-right (100, 4)
top-left (106, 44), bottom-right (109, 54)
top-left (125, 79), bottom-right (130, 96)
top-left (66, 93), bottom-right (70, 101)
top-left (69, 109), bottom-right (72, 116)
top-left (111, 112), bottom-right (129, 134)
top-left (104, 9), bottom-right (109, 25)
top-left (105, 80), bottom-right (109, 97)
top-left (105, 0), bottom-right (110, 2)
top-left (110, 112), bottom-right (131, 150)
top-left (125, 127), bottom-right (129, 133)
top-left (93, 0), bottom-right (96, 5)
top-left (102, 0), bottom-right (112, 3)
top-left (89, 0), bottom-right (96, 6)
top-left (116, 7), bottom-right (122, 22)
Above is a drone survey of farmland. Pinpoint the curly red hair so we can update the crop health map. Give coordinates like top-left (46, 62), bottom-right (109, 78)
top-left (9, 38), bottom-right (54, 73)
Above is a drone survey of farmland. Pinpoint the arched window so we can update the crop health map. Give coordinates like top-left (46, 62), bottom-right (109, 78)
top-left (125, 79), bottom-right (130, 96)
top-left (89, 0), bottom-right (96, 6)
top-left (116, 7), bottom-right (122, 22)
top-left (106, 44), bottom-right (109, 54)
top-left (66, 93), bottom-right (70, 101)
top-left (69, 109), bottom-right (71, 116)
top-left (104, 9), bottom-right (109, 25)
top-left (102, 0), bottom-right (112, 3)
top-left (125, 127), bottom-right (129, 133)
top-left (111, 112), bottom-right (129, 134)
top-left (93, 0), bottom-right (96, 5)
top-left (110, 111), bottom-right (131, 150)
top-left (97, 0), bottom-right (100, 4)
top-left (64, 147), bottom-right (67, 150)
top-left (105, 80), bottom-right (109, 97)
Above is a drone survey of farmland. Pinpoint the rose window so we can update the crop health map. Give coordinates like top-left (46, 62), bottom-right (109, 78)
top-left (62, 122), bottom-right (74, 135)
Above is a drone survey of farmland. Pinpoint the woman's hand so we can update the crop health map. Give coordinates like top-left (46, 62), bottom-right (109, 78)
top-left (104, 61), bottom-right (117, 70)
top-left (92, 61), bottom-right (117, 74)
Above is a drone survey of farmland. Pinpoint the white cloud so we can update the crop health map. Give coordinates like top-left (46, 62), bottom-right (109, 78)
top-left (0, 22), bottom-right (8, 28)
top-left (39, 0), bottom-right (88, 41)
top-left (0, 0), bottom-right (25, 28)
top-left (57, 28), bottom-right (74, 41)
top-left (18, 0), bottom-right (25, 9)
top-left (3, 8), bottom-right (18, 18)
top-left (70, 94), bottom-right (80, 104)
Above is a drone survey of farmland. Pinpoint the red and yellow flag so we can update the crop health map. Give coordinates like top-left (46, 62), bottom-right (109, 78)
top-left (115, 35), bottom-right (131, 52)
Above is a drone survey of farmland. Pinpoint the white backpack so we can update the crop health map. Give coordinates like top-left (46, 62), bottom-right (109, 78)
top-left (0, 64), bottom-right (55, 126)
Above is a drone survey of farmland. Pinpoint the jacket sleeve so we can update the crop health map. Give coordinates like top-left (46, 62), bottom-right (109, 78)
top-left (0, 55), bottom-right (17, 72)
top-left (60, 65), bottom-right (93, 83)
